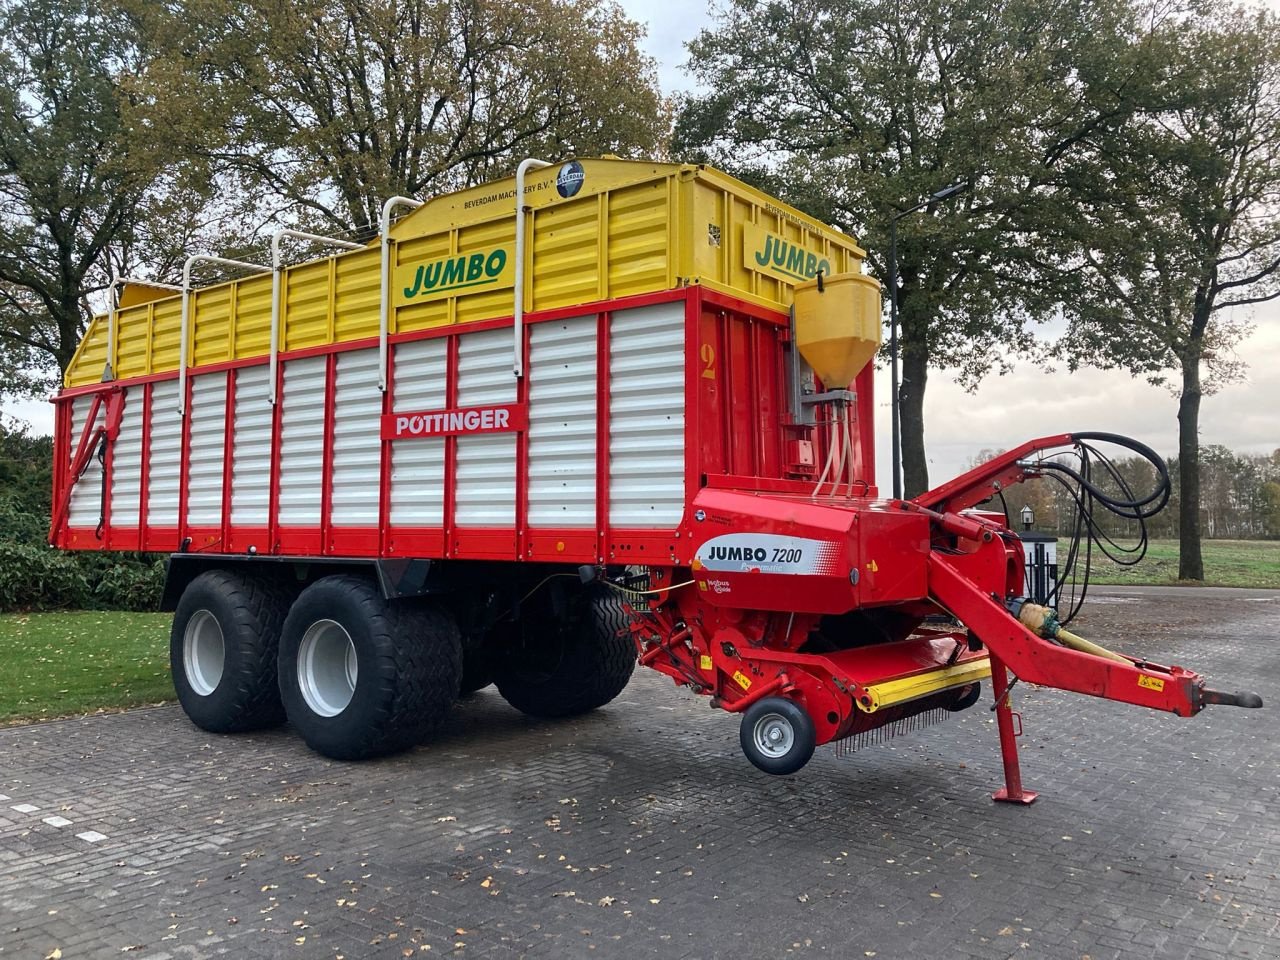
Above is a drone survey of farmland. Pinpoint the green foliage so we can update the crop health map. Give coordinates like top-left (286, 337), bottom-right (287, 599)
top-left (133, 0), bottom-right (671, 236)
top-left (676, 0), bottom-right (1143, 492)
top-left (0, 540), bottom-right (165, 613)
top-left (0, 541), bottom-right (90, 609)
top-left (1044, 2), bottom-right (1280, 580)
top-left (0, 0), bottom-right (244, 395)
top-left (85, 555), bottom-right (165, 610)
top-left (0, 416), bottom-right (163, 612)
top-left (1261, 481), bottom-right (1280, 538)
top-left (1057, 5), bottom-right (1280, 380)
top-left (0, 497), bottom-right (49, 545)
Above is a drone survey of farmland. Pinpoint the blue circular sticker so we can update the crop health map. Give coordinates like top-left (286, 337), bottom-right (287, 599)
top-left (556, 161), bottom-right (585, 198)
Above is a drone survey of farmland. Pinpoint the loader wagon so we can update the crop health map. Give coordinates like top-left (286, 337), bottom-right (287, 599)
top-left (51, 157), bottom-right (1260, 795)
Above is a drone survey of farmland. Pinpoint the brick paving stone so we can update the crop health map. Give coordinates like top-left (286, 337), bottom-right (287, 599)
top-left (0, 585), bottom-right (1276, 959)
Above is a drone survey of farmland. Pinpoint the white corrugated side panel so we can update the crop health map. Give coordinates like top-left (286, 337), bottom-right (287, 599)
top-left (278, 356), bottom-right (327, 526)
top-left (67, 396), bottom-right (104, 528)
top-left (331, 348), bottom-right (382, 527)
top-left (456, 327), bottom-right (516, 526)
top-left (390, 338), bottom-right (447, 526)
top-left (609, 303), bottom-right (685, 527)
top-left (147, 379), bottom-right (182, 526)
top-left (528, 316), bottom-right (597, 527)
top-left (185, 373), bottom-right (227, 526)
top-left (230, 364), bottom-right (272, 526)
top-left (109, 388), bottom-right (144, 526)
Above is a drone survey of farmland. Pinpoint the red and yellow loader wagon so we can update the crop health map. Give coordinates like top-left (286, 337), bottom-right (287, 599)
top-left (50, 157), bottom-right (1261, 797)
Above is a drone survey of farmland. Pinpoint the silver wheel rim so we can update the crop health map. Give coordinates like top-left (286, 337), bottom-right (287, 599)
top-left (298, 619), bottom-right (358, 717)
top-left (752, 711), bottom-right (795, 759)
top-left (183, 609), bottom-right (225, 697)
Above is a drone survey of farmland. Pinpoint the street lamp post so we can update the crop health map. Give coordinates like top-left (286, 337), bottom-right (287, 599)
top-left (887, 181), bottom-right (967, 500)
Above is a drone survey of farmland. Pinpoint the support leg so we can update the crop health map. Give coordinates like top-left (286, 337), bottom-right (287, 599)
top-left (990, 653), bottom-right (1037, 805)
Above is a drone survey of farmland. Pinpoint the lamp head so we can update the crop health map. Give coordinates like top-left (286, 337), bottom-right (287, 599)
top-left (931, 181), bottom-right (967, 202)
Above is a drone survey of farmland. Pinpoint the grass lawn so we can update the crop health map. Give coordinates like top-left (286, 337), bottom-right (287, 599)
top-left (0, 611), bottom-right (173, 724)
top-left (1069, 538), bottom-right (1280, 589)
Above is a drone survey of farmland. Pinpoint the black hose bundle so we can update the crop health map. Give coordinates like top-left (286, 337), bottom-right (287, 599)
top-left (1032, 432), bottom-right (1171, 625)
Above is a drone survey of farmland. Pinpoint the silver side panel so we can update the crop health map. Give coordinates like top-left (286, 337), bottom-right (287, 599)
top-left (67, 396), bottom-right (104, 529)
top-left (230, 364), bottom-right (272, 526)
top-left (608, 303), bottom-right (686, 527)
top-left (147, 379), bottom-right (182, 527)
top-left (390, 338), bottom-right (447, 527)
top-left (331, 348), bottom-right (382, 527)
top-left (528, 316), bottom-right (597, 528)
top-left (278, 356), bottom-right (327, 527)
top-left (185, 373), bottom-right (227, 527)
top-left (455, 327), bottom-right (517, 527)
top-left (110, 389), bottom-right (144, 526)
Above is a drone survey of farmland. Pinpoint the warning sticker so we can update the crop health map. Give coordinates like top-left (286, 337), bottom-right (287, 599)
top-left (1137, 674), bottom-right (1165, 692)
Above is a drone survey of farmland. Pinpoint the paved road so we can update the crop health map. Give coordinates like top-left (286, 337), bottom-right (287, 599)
top-left (2, 588), bottom-right (1277, 960)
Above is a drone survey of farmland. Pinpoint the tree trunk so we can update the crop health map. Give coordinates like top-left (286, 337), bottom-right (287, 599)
top-left (1177, 359), bottom-right (1204, 581)
top-left (899, 339), bottom-right (930, 497)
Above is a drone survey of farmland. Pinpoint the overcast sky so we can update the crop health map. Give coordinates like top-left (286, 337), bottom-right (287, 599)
top-left (4, 2), bottom-right (1276, 487)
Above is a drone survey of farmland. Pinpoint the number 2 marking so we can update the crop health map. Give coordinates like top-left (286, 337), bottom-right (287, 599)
top-left (700, 343), bottom-right (716, 380)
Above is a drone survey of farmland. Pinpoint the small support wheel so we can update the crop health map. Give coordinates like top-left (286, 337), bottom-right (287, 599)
top-left (946, 682), bottom-right (982, 712)
top-left (739, 697), bottom-right (816, 775)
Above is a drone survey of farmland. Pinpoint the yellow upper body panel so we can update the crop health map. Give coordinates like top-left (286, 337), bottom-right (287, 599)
top-left (65, 159), bottom-right (867, 387)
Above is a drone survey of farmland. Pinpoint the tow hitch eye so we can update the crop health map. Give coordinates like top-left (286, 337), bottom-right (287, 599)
top-left (1198, 687), bottom-right (1264, 710)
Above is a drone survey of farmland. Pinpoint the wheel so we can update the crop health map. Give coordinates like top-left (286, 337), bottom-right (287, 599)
top-left (170, 569), bottom-right (292, 733)
top-left (458, 642), bottom-right (493, 696)
top-left (946, 682), bottom-right (982, 712)
top-left (739, 697), bottom-right (817, 775)
top-left (492, 585), bottom-right (635, 718)
top-left (277, 575), bottom-right (462, 761)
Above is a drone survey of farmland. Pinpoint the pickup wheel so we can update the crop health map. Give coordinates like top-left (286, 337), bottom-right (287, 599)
top-left (493, 587), bottom-right (634, 718)
top-left (278, 575), bottom-right (462, 761)
top-left (170, 570), bottom-right (291, 733)
top-left (739, 697), bottom-right (817, 775)
top-left (946, 682), bottom-right (982, 712)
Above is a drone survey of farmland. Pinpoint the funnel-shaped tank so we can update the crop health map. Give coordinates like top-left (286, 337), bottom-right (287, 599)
top-left (793, 272), bottom-right (882, 387)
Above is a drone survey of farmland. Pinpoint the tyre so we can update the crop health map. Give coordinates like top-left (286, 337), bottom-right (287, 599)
top-left (458, 642), bottom-right (493, 696)
top-left (739, 697), bottom-right (817, 775)
top-left (946, 682), bottom-right (982, 712)
top-left (170, 569), bottom-right (292, 733)
top-left (277, 575), bottom-right (462, 761)
top-left (492, 586), bottom-right (634, 718)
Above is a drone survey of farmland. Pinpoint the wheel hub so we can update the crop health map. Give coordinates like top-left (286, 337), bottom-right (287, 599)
top-left (752, 712), bottom-right (795, 758)
top-left (183, 609), bottom-right (225, 696)
top-left (298, 619), bottom-right (358, 717)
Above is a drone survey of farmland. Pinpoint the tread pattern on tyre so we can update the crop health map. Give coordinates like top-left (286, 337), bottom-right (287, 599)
top-left (170, 569), bottom-right (292, 733)
top-left (279, 575), bottom-right (462, 761)
top-left (494, 587), bottom-right (636, 719)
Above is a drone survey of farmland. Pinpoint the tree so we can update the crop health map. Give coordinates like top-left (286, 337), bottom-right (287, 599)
top-left (0, 0), bottom-right (228, 393)
top-left (154, 0), bottom-right (671, 236)
top-left (1262, 480), bottom-right (1280, 539)
top-left (675, 0), bottom-right (1145, 495)
top-left (1057, 3), bottom-right (1280, 579)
